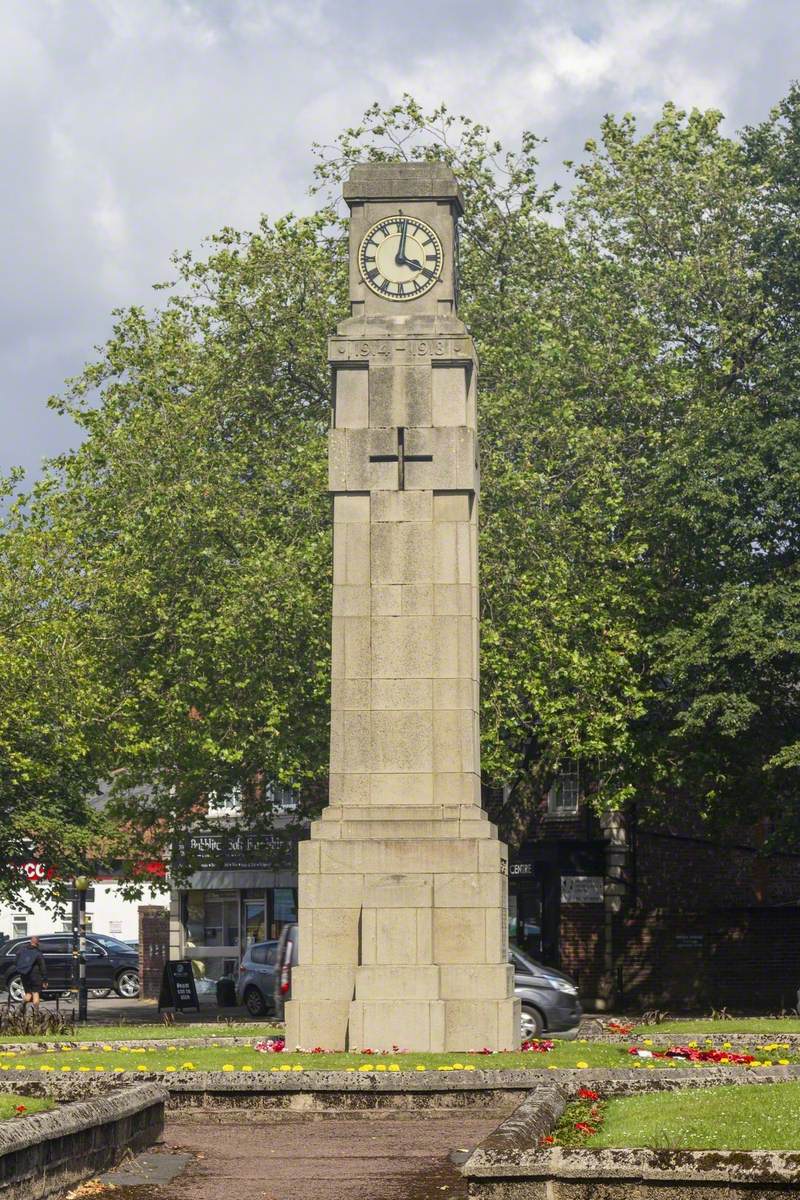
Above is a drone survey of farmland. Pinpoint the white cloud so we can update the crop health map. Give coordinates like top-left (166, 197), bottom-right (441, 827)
top-left (1, 0), bottom-right (798, 477)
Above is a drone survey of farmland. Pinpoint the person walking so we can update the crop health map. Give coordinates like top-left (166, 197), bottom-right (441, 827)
top-left (15, 936), bottom-right (47, 1012)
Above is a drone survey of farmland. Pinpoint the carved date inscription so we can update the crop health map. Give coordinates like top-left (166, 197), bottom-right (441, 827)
top-left (329, 336), bottom-right (473, 363)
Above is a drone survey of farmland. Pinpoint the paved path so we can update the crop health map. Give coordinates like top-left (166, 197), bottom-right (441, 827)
top-left (78, 1110), bottom-right (509, 1200)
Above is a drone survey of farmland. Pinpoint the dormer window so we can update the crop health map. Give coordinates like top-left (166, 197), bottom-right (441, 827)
top-left (548, 761), bottom-right (581, 815)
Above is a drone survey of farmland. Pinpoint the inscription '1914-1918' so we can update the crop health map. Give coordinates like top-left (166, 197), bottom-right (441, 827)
top-left (329, 336), bottom-right (473, 363)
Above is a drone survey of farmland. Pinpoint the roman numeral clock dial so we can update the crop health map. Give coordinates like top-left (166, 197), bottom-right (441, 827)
top-left (358, 216), bottom-right (444, 300)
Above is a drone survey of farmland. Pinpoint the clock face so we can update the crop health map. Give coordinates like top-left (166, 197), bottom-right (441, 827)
top-left (358, 216), bottom-right (443, 301)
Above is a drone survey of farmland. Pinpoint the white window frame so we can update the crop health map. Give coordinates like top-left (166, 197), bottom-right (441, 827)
top-left (547, 762), bottom-right (581, 815)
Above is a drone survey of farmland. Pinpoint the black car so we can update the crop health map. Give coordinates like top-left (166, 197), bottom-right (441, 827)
top-left (273, 924), bottom-right (582, 1040)
top-left (0, 934), bottom-right (140, 1002)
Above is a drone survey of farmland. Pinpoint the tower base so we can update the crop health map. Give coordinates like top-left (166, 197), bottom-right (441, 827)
top-left (284, 805), bottom-right (521, 1052)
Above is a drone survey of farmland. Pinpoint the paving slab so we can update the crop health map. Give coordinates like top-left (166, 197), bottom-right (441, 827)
top-left (164, 1112), bottom-right (504, 1200)
top-left (99, 1152), bottom-right (192, 1187)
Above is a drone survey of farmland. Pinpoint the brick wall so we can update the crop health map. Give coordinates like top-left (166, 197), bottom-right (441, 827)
top-left (636, 830), bottom-right (800, 910)
top-left (138, 905), bottom-right (170, 1001)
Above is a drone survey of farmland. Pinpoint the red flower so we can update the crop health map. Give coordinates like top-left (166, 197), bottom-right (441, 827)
top-left (578, 1087), bottom-right (599, 1100)
top-left (573, 1122), bottom-right (596, 1135)
top-left (14, 1104), bottom-right (27, 1115)
top-left (540, 1134), bottom-right (555, 1145)
top-left (521, 1039), bottom-right (555, 1053)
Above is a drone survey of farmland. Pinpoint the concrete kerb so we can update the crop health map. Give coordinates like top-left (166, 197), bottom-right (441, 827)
top-left (462, 1069), bottom-right (800, 1198)
top-left (0, 1081), bottom-right (167, 1200)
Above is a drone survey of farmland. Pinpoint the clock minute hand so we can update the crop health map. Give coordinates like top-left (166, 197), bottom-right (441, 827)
top-left (396, 219), bottom-right (409, 266)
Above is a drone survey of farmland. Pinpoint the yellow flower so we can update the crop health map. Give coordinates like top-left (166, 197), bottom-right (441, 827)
top-left (645, 1063), bottom-right (655, 1070)
top-left (0, 1066), bottom-right (8, 1072)
top-left (547, 1064), bottom-right (558, 1070)
top-left (119, 1047), bottom-right (129, 1053)
top-left (722, 1042), bottom-right (732, 1050)
top-left (15, 1065), bottom-right (25, 1071)
top-left (763, 1060), bottom-right (773, 1067)
top-left (103, 1045), bottom-right (113, 1051)
top-left (280, 1065), bottom-right (292, 1072)
top-left (95, 1066), bottom-right (106, 1072)
top-left (438, 1065), bottom-right (453, 1071)
top-left (241, 1065), bottom-right (252, 1072)
top-left (779, 1059), bottom-right (790, 1066)
top-left (375, 1064), bottom-right (387, 1071)
top-left (643, 1039), bottom-right (653, 1046)
top-left (579, 1038), bottom-right (587, 1044)
top-left (452, 1063), bottom-right (464, 1069)
top-left (136, 1064), bottom-right (147, 1072)
top-left (222, 1064), bottom-right (235, 1072)
top-left (575, 1061), bottom-right (589, 1069)
top-left (165, 1066), bottom-right (176, 1072)
top-left (463, 1064), bottom-right (476, 1071)
top-left (78, 1066), bottom-right (90, 1072)
top-left (720, 1057), bottom-right (729, 1064)
top-left (346, 1067), bottom-right (355, 1072)
top-left (688, 1041), bottom-right (698, 1048)
top-left (388, 1064), bottom-right (400, 1071)
top-left (292, 1065), bottom-right (303, 1072)
top-left (415, 1065), bottom-right (426, 1071)
top-left (181, 1063), bottom-right (195, 1070)
top-left (359, 1064), bottom-right (373, 1072)
top-left (39, 1065), bottom-right (54, 1072)
top-left (61, 1066), bottom-right (71, 1072)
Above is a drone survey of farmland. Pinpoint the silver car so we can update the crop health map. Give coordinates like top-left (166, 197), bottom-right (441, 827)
top-left (236, 939), bottom-right (279, 1017)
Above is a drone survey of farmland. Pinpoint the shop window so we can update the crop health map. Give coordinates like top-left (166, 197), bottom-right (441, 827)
top-left (202, 893), bottom-right (239, 946)
top-left (274, 888), bottom-right (297, 930)
top-left (548, 762), bottom-right (581, 815)
top-left (243, 900), bottom-right (266, 947)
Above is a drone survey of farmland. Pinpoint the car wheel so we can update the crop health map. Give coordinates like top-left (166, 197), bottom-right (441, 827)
top-left (7, 975), bottom-right (25, 1003)
top-left (520, 1004), bottom-right (545, 1040)
top-left (115, 970), bottom-right (140, 999)
top-left (244, 985), bottom-right (268, 1017)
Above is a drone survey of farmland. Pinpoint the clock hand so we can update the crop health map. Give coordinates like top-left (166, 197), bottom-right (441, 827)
top-left (400, 255), bottom-right (422, 271)
top-left (396, 219), bottom-right (409, 265)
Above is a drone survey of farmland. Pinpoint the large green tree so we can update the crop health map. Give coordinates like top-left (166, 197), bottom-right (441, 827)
top-left (3, 90), bottom-right (799, 897)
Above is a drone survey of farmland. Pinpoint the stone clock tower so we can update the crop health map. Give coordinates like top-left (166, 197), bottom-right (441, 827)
top-left (285, 163), bottom-right (520, 1052)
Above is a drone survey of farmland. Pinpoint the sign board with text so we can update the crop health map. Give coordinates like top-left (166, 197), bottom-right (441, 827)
top-left (561, 875), bottom-right (604, 904)
top-left (158, 959), bottom-right (200, 1012)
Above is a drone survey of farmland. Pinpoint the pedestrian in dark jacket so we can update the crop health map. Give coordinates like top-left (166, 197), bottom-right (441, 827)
top-left (15, 936), bottom-right (47, 1010)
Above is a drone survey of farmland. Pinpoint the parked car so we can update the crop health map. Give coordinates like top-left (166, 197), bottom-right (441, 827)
top-left (511, 945), bottom-right (581, 1039)
top-left (273, 924), bottom-right (582, 1040)
top-left (0, 934), bottom-right (140, 1002)
top-left (236, 939), bottom-right (279, 1016)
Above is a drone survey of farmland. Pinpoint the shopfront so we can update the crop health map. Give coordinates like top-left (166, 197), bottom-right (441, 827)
top-left (170, 830), bottom-right (298, 992)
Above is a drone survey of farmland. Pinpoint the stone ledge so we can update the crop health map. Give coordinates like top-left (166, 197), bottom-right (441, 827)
top-left (0, 1082), bottom-right (167, 1200)
top-left (463, 1074), bottom-right (800, 1197)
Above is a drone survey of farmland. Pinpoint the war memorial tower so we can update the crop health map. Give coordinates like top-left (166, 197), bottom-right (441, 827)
top-left (285, 163), bottom-right (520, 1052)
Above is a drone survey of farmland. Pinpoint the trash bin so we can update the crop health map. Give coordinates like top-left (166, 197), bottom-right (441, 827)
top-left (216, 975), bottom-right (236, 1008)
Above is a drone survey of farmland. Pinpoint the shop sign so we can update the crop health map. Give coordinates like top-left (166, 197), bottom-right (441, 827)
top-left (158, 959), bottom-right (200, 1012)
top-left (561, 875), bottom-right (604, 904)
top-left (509, 862), bottom-right (535, 877)
top-left (174, 830), bottom-right (295, 870)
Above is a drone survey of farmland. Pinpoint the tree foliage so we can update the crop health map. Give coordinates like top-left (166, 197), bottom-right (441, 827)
top-left (2, 88), bottom-right (800, 897)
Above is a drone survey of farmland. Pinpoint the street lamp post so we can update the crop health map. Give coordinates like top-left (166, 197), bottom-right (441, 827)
top-left (71, 876), bottom-right (90, 1022)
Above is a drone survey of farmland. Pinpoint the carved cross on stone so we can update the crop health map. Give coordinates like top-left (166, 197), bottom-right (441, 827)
top-left (369, 426), bottom-right (433, 490)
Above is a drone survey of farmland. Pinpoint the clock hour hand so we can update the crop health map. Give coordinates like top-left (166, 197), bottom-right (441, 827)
top-left (400, 255), bottom-right (422, 271)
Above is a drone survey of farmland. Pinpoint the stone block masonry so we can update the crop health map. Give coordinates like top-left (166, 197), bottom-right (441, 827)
top-left (286, 162), bottom-right (519, 1052)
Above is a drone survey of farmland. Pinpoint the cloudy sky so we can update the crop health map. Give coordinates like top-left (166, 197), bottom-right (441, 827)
top-left (2, 0), bottom-right (798, 479)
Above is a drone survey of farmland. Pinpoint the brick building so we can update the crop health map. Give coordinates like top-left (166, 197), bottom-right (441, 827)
top-left (506, 777), bottom-right (800, 1014)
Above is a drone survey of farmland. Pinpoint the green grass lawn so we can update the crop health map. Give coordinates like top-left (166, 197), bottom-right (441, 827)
top-left (0, 1093), bottom-right (54, 1120)
top-left (576, 1081), bottom-right (800, 1150)
top-left (632, 1018), bottom-right (800, 1036)
top-left (1, 1039), bottom-right (797, 1074)
top-left (0, 1022), bottom-right (283, 1044)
